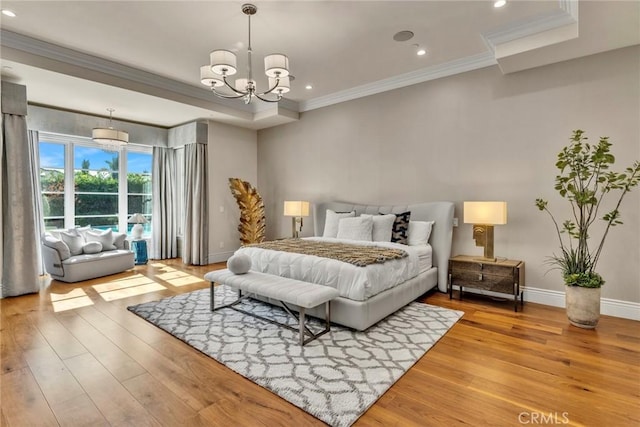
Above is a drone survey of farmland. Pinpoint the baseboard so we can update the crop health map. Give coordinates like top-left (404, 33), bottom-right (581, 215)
top-left (207, 251), bottom-right (234, 264)
top-left (451, 285), bottom-right (639, 321)
top-left (524, 287), bottom-right (639, 321)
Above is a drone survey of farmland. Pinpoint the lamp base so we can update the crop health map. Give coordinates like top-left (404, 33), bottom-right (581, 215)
top-left (131, 223), bottom-right (144, 240)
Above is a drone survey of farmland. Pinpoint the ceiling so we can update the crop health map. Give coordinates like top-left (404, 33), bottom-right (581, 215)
top-left (1, 1), bottom-right (638, 129)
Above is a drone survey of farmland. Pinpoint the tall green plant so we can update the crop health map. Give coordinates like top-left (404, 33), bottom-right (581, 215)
top-left (536, 130), bottom-right (640, 287)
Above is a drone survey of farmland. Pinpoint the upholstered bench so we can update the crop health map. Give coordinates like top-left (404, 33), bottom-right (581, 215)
top-left (204, 269), bottom-right (339, 345)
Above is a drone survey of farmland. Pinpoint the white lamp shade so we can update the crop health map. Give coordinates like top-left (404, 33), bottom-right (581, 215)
top-left (200, 65), bottom-right (224, 87)
top-left (128, 213), bottom-right (148, 224)
top-left (92, 128), bottom-right (128, 144)
top-left (264, 54), bottom-right (290, 78)
top-left (284, 201), bottom-right (310, 217)
top-left (463, 201), bottom-right (507, 225)
top-left (235, 78), bottom-right (256, 92)
top-left (210, 50), bottom-right (237, 76)
top-left (269, 76), bottom-right (290, 94)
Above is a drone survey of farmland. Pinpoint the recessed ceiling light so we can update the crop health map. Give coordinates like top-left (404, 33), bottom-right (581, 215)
top-left (1, 9), bottom-right (17, 17)
top-left (417, 48), bottom-right (427, 56)
top-left (305, 85), bottom-right (313, 90)
top-left (494, 0), bottom-right (507, 8)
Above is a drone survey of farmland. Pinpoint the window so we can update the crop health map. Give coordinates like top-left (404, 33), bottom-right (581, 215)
top-left (40, 142), bottom-right (65, 230)
top-left (39, 133), bottom-right (153, 235)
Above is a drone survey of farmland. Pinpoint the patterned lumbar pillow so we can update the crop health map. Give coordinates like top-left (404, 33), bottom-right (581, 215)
top-left (85, 229), bottom-right (117, 251)
top-left (387, 211), bottom-right (411, 245)
top-left (42, 234), bottom-right (71, 260)
top-left (60, 230), bottom-right (85, 256)
top-left (82, 241), bottom-right (103, 254)
top-left (227, 254), bottom-right (252, 274)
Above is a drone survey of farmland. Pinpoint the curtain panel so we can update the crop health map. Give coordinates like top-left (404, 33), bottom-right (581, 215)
top-left (1, 115), bottom-right (42, 296)
top-left (152, 146), bottom-right (177, 259)
top-left (182, 143), bottom-right (209, 265)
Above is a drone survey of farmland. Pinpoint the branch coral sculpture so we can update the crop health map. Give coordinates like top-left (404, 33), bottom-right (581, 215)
top-left (228, 178), bottom-right (266, 245)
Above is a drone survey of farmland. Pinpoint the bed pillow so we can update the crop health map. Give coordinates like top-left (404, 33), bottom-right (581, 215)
top-left (85, 229), bottom-right (116, 251)
top-left (361, 214), bottom-right (395, 242)
top-left (408, 220), bottom-right (435, 246)
top-left (336, 216), bottom-right (373, 241)
top-left (60, 230), bottom-right (85, 256)
top-left (387, 211), bottom-right (411, 245)
top-left (82, 241), bottom-right (103, 254)
top-left (323, 209), bottom-right (356, 238)
top-left (42, 234), bottom-right (71, 260)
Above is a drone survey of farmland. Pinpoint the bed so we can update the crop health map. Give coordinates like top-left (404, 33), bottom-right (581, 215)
top-left (235, 201), bottom-right (454, 330)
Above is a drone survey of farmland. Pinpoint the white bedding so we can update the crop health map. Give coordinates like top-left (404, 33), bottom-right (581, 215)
top-left (235, 237), bottom-right (431, 301)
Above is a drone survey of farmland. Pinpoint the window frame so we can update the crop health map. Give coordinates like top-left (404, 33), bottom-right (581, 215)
top-left (39, 132), bottom-right (153, 235)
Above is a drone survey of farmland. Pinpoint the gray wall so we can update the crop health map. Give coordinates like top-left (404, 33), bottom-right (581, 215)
top-left (257, 46), bottom-right (640, 303)
top-left (207, 120), bottom-right (258, 262)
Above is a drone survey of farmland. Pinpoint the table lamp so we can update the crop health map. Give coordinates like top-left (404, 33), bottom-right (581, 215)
top-left (463, 201), bottom-right (507, 261)
top-left (284, 201), bottom-right (310, 238)
top-left (128, 213), bottom-right (148, 240)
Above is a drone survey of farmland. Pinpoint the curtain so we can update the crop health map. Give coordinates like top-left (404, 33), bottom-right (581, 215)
top-left (152, 146), bottom-right (177, 259)
top-left (182, 143), bottom-right (209, 265)
top-left (28, 130), bottom-right (45, 275)
top-left (1, 114), bottom-right (41, 297)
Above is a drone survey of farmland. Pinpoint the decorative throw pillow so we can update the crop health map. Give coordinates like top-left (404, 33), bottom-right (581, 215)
top-left (227, 254), bottom-right (252, 274)
top-left (85, 229), bottom-right (116, 251)
top-left (336, 216), bottom-right (374, 241)
top-left (361, 214), bottom-right (395, 242)
top-left (42, 234), bottom-right (71, 260)
top-left (408, 221), bottom-right (435, 246)
top-left (112, 232), bottom-right (127, 250)
top-left (387, 211), bottom-right (411, 245)
top-left (82, 241), bottom-right (103, 254)
top-left (323, 209), bottom-right (356, 238)
top-left (60, 230), bottom-right (85, 256)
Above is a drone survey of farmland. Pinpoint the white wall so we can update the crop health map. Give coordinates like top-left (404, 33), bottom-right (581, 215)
top-left (207, 120), bottom-right (258, 262)
top-left (257, 46), bottom-right (640, 303)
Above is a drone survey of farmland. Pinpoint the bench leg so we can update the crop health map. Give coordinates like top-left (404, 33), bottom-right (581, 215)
top-left (299, 308), bottom-right (305, 346)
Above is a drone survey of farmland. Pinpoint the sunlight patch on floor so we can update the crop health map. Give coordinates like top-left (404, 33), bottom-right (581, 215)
top-left (50, 288), bottom-right (94, 312)
top-left (93, 274), bottom-right (167, 301)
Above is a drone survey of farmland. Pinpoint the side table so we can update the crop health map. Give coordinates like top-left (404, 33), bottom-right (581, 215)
top-left (448, 255), bottom-right (525, 311)
top-left (131, 239), bottom-right (148, 265)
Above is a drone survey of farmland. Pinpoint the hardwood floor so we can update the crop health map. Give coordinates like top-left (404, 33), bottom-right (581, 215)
top-left (2, 259), bottom-right (638, 426)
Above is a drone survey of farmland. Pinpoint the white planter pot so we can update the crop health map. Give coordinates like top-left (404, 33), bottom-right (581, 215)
top-left (565, 285), bottom-right (601, 329)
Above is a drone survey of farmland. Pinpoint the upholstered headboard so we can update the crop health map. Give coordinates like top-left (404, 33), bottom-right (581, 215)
top-left (313, 202), bottom-right (455, 293)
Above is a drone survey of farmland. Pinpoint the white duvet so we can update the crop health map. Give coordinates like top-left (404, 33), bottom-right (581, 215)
top-left (235, 237), bottom-right (431, 301)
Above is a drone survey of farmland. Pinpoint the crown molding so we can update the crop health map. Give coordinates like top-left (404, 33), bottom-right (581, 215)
top-left (299, 52), bottom-right (497, 113)
top-left (482, 0), bottom-right (578, 54)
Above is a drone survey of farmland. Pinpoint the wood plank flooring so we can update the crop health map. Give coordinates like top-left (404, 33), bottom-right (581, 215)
top-left (1, 259), bottom-right (638, 426)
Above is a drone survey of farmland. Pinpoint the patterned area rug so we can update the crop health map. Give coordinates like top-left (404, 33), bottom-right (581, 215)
top-left (128, 286), bottom-right (463, 427)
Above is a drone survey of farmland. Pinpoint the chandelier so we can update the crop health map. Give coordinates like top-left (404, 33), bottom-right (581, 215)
top-left (200, 3), bottom-right (290, 104)
top-left (92, 108), bottom-right (128, 150)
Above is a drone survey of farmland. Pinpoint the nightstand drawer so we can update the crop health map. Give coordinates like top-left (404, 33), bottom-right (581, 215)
top-left (450, 271), bottom-right (515, 294)
top-left (449, 260), bottom-right (514, 277)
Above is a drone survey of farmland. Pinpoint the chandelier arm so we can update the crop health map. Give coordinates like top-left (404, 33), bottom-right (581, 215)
top-left (211, 89), bottom-right (247, 100)
top-left (222, 76), bottom-right (249, 96)
top-left (254, 93), bottom-right (282, 103)
top-left (259, 78), bottom-right (280, 96)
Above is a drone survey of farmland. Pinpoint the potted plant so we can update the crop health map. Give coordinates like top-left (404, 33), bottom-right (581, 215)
top-left (536, 130), bottom-right (640, 328)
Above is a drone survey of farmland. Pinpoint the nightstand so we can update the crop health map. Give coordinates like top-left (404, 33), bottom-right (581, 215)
top-left (131, 239), bottom-right (148, 265)
top-left (448, 255), bottom-right (525, 311)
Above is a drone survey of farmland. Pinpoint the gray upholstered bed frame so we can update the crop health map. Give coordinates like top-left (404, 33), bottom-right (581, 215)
top-left (297, 201), bottom-right (455, 330)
